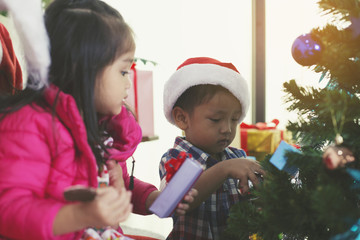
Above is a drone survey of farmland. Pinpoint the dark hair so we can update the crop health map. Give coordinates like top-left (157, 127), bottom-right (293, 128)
top-left (45, 0), bottom-right (135, 166)
top-left (48, 0), bottom-right (124, 19)
top-left (0, 0), bottom-right (135, 167)
top-left (173, 84), bottom-right (240, 115)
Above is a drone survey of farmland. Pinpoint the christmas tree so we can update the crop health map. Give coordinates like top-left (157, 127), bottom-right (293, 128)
top-left (224, 0), bottom-right (360, 239)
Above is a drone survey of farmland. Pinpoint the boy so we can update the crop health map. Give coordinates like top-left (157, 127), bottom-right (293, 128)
top-left (160, 57), bottom-right (265, 240)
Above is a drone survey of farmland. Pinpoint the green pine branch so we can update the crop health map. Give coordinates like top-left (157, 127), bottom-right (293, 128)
top-left (225, 0), bottom-right (360, 239)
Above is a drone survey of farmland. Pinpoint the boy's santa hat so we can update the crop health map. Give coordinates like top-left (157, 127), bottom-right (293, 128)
top-left (0, 0), bottom-right (50, 90)
top-left (163, 57), bottom-right (250, 125)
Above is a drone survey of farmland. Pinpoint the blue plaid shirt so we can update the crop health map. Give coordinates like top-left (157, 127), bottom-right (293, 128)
top-left (159, 137), bottom-right (247, 240)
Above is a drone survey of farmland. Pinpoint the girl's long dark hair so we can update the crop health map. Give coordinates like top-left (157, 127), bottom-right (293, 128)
top-left (0, 0), bottom-right (135, 167)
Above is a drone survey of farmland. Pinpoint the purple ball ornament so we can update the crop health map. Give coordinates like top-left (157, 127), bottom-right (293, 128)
top-left (291, 33), bottom-right (322, 66)
top-left (348, 16), bottom-right (360, 39)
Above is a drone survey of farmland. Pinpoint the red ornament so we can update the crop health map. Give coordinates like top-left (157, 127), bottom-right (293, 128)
top-left (323, 145), bottom-right (355, 170)
top-left (165, 152), bottom-right (193, 182)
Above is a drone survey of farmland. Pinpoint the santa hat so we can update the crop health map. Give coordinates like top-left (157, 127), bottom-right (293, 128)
top-left (0, 23), bottom-right (23, 94)
top-left (163, 57), bottom-right (250, 125)
top-left (0, 0), bottom-right (50, 90)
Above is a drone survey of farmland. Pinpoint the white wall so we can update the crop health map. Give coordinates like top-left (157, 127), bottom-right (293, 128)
top-left (265, 1), bottom-right (330, 129)
top-left (101, 0), bottom-right (253, 237)
top-left (101, 1), bottom-right (253, 237)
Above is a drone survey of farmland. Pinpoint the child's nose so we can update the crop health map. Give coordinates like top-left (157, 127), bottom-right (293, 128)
top-left (125, 75), bottom-right (132, 89)
top-left (220, 120), bottom-right (232, 133)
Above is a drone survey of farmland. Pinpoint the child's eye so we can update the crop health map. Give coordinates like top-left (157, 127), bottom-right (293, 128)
top-left (209, 118), bottom-right (220, 122)
top-left (121, 71), bottom-right (129, 76)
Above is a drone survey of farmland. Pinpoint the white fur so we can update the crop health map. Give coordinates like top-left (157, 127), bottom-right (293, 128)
top-left (0, 0), bottom-right (50, 89)
top-left (164, 63), bottom-right (250, 125)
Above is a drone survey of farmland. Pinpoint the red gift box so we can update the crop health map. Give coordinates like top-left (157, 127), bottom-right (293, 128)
top-left (127, 64), bottom-right (156, 139)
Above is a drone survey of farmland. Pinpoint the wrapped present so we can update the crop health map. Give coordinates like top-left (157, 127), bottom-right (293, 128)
top-left (127, 63), bottom-right (155, 139)
top-left (240, 119), bottom-right (292, 161)
top-left (269, 140), bottom-right (300, 176)
top-left (149, 152), bottom-right (203, 218)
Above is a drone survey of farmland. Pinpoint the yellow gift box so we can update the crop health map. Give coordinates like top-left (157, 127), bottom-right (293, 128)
top-left (240, 119), bottom-right (292, 161)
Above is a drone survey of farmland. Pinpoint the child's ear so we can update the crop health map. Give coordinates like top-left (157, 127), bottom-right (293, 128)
top-left (172, 106), bottom-right (189, 130)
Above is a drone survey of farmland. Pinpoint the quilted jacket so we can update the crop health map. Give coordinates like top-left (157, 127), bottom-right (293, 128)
top-left (0, 85), bottom-right (157, 240)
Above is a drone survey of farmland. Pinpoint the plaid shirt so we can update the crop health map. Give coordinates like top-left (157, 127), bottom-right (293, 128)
top-left (159, 137), bottom-right (247, 240)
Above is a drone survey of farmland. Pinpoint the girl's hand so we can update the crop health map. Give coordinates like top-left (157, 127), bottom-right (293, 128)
top-left (77, 187), bottom-right (132, 228)
top-left (107, 160), bottom-right (125, 191)
top-left (174, 188), bottom-right (198, 216)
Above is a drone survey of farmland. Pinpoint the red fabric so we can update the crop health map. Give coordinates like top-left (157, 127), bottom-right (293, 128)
top-left (99, 105), bottom-right (158, 215)
top-left (0, 23), bottom-right (22, 94)
top-left (0, 85), bottom-right (98, 239)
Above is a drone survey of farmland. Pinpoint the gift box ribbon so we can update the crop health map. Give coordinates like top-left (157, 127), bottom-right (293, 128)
top-left (240, 119), bottom-right (279, 130)
top-left (165, 152), bottom-right (193, 182)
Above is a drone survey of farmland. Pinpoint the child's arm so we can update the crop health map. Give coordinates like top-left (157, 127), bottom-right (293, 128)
top-left (107, 160), bottom-right (197, 216)
top-left (53, 187), bottom-right (132, 235)
top-left (188, 158), bottom-right (264, 211)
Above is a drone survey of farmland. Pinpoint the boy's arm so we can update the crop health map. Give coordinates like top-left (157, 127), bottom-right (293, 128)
top-left (188, 161), bottom-right (228, 210)
top-left (188, 158), bottom-right (265, 211)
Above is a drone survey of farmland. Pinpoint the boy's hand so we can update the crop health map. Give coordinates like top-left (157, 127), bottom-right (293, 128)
top-left (175, 188), bottom-right (198, 216)
top-left (227, 158), bottom-right (265, 194)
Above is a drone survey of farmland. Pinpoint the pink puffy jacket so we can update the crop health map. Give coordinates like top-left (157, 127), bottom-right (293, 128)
top-left (0, 86), bottom-right (157, 240)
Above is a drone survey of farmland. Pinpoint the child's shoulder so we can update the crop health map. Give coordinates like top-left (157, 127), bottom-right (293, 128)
top-left (227, 146), bottom-right (247, 158)
top-left (0, 103), bottom-right (71, 142)
top-left (161, 147), bottom-right (187, 160)
top-left (0, 104), bottom-right (51, 129)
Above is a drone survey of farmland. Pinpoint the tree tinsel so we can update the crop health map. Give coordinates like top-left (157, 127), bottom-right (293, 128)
top-left (224, 0), bottom-right (360, 239)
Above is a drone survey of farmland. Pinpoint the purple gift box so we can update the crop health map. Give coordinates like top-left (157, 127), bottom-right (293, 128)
top-left (150, 158), bottom-right (203, 218)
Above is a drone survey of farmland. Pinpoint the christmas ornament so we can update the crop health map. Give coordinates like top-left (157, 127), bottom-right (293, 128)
top-left (348, 16), bottom-right (360, 39)
top-left (323, 145), bottom-right (355, 170)
top-left (291, 33), bottom-right (322, 66)
top-left (249, 233), bottom-right (262, 240)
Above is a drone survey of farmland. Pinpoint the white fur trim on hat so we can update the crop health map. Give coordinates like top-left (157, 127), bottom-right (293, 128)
top-left (163, 57), bottom-right (250, 125)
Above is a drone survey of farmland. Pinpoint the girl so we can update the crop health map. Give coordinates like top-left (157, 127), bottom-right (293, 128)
top-left (0, 0), bottom-right (195, 239)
